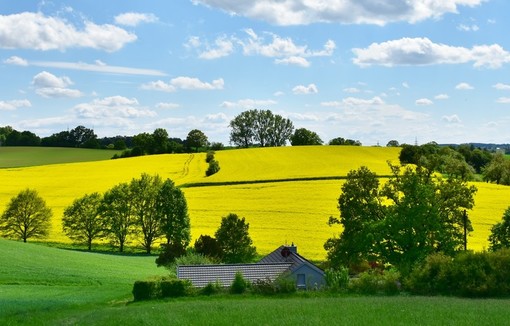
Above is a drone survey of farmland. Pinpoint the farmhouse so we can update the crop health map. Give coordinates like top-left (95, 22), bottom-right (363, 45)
top-left (177, 244), bottom-right (325, 289)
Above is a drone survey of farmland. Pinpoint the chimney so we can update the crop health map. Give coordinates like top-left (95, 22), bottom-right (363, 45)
top-left (287, 242), bottom-right (297, 254)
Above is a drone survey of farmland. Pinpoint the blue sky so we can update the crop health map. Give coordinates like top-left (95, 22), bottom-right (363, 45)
top-left (1, 0), bottom-right (510, 145)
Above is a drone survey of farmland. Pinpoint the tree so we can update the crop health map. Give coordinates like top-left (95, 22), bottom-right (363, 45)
top-left (100, 182), bottom-right (135, 252)
top-left (483, 152), bottom-right (510, 185)
top-left (290, 128), bottom-right (323, 146)
top-left (157, 179), bottom-right (191, 250)
top-left (0, 189), bottom-right (52, 242)
top-left (215, 213), bottom-right (257, 263)
top-left (386, 140), bottom-right (400, 147)
top-left (62, 192), bottom-right (103, 250)
top-left (152, 128), bottom-right (169, 154)
top-left (69, 125), bottom-right (98, 148)
top-left (186, 129), bottom-right (208, 152)
top-left (489, 207), bottom-right (510, 251)
top-left (229, 110), bottom-right (256, 148)
top-left (129, 174), bottom-right (164, 254)
top-left (324, 166), bottom-right (383, 267)
top-left (133, 132), bottom-right (155, 155)
top-left (194, 234), bottom-right (222, 260)
top-left (325, 164), bottom-right (477, 274)
top-left (328, 137), bottom-right (361, 146)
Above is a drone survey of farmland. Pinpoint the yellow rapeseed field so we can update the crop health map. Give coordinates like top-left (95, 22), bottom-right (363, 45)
top-left (1, 146), bottom-right (509, 260)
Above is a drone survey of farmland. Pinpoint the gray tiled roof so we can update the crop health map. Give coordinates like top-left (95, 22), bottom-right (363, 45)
top-left (259, 246), bottom-right (325, 276)
top-left (177, 263), bottom-right (293, 288)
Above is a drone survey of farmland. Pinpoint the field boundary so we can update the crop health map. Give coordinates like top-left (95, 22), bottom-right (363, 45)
top-left (180, 175), bottom-right (392, 188)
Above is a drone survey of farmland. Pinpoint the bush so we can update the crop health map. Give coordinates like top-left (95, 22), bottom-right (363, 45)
top-left (200, 281), bottom-right (223, 296)
top-left (252, 278), bottom-right (276, 295)
top-left (194, 235), bottom-right (222, 260)
top-left (274, 274), bottom-right (297, 294)
top-left (325, 267), bottom-right (349, 292)
top-left (349, 270), bottom-right (401, 295)
top-left (206, 159), bottom-right (220, 176)
top-left (210, 142), bottom-right (224, 151)
top-left (405, 253), bottom-right (453, 296)
top-left (155, 243), bottom-right (187, 267)
top-left (230, 271), bottom-right (249, 294)
top-left (132, 281), bottom-right (159, 301)
top-left (160, 279), bottom-right (192, 298)
top-left (206, 151), bottom-right (215, 163)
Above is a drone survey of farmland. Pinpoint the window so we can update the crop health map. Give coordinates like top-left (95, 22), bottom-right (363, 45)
top-left (297, 273), bottom-right (306, 288)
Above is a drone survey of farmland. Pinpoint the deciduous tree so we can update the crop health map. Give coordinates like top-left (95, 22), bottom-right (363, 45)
top-left (290, 128), bottom-right (323, 146)
top-left (62, 192), bottom-right (103, 250)
top-left (215, 213), bottom-right (257, 263)
top-left (186, 129), bottom-right (208, 152)
top-left (0, 189), bottom-right (52, 242)
top-left (489, 207), bottom-right (510, 251)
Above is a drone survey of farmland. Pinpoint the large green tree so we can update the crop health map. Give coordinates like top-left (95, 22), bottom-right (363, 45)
top-left (326, 164), bottom-right (477, 273)
top-left (290, 128), bottom-right (323, 146)
top-left (0, 189), bottom-right (52, 242)
top-left (489, 207), bottom-right (510, 251)
top-left (129, 174), bottom-right (164, 254)
top-left (62, 192), bottom-right (103, 250)
top-left (186, 129), bottom-right (208, 152)
top-left (157, 179), bottom-right (190, 249)
top-left (229, 110), bottom-right (256, 148)
top-left (100, 183), bottom-right (135, 252)
top-left (215, 213), bottom-right (257, 263)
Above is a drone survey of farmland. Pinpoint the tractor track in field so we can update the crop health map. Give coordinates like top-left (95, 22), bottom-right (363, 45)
top-left (178, 154), bottom-right (194, 179)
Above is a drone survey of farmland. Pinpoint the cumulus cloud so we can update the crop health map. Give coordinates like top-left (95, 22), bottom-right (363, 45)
top-left (493, 83), bottom-right (510, 90)
top-left (220, 99), bottom-right (277, 109)
top-left (114, 12), bottom-right (158, 26)
top-left (0, 12), bottom-right (136, 52)
top-left (141, 77), bottom-right (224, 92)
top-left (343, 87), bottom-right (361, 94)
top-left (435, 94), bottom-right (450, 100)
top-left (156, 102), bottom-right (180, 109)
top-left (442, 115), bottom-right (462, 123)
top-left (456, 82), bottom-right (474, 90)
top-left (496, 97), bottom-right (510, 104)
top-left (457, 24), bottom-right (479, 32)
top-left (32, 71), bottom-right (83, 98)
top-left (274, 56), bottom-right (310, 67)
top-left (73, 96), bottom-right (156, 119)
top-left (415, 98), bottom-right (434, 106)
top-left (353, 37), bottom-right (510, 69)
top-left (4, 56), bottom-right (28, 66)
top-left (199, 36), bottom-right (235, 59)
top-left (292, 84), bottom-right (318, 95)
top-left (322, 96), bottom-right (385, 107)
top-left (192, 0), bottom-right (485, 26)
top-left (0, 99), bottom-right (31, 111)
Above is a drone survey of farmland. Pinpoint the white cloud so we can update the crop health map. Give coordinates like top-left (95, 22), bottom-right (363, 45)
top-left (73, 96), bottom-right (156, 119)
top-left (353, 37), bottom-right (510, 69)
top-left (4, 56), bottom-right (28, 66)
top-left (4, 58), bottom-right (166, 76)
top-left (493, 83), bottom-right (510, 90)
top-left (496, 97), bottom-right (510, 104)
top-left (322, 96), bottom-right (385, 107)
top-left (273, 91), bottom-right (285, 97)
top-left (192, 0), bottom-right (485, 26)
top-left (415, 98), bottom-right (434, 106)
top-left (442, 115), bottom-right (462, 123)
top-left (114, 13), bottom-right (158, 26)
top-left (0, 12), bottom-right (136, 52)
top-left (456, 82), bottom-right (474, 90)
top-left (198, 36), bottom-right (234, 59)
top-left (32, 71), bottom-right (83, 98)
top-left (343, 87), bottom-right (361, 94)
top-left (0, 99), bottom-right (31, 111)
top-left (434, 94), bottom-right (450, 100)
top-left (457, 24), bottom-right (479, 32)
top-left (141, 77), bottom-right (224, 92)
top-left (292, 84), bottom-right (318, 95)
top-left (274, 56), bottom-right (310, 67)
top-left (402, 82), bottom-right (410, 89)
top-left (156, 102), bottom-right (180, 109)
top-left (220, 99), bottom-right (277, 109)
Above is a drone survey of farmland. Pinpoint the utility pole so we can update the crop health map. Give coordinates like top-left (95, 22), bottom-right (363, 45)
top-left (463, 210), bottom-right (468, 251)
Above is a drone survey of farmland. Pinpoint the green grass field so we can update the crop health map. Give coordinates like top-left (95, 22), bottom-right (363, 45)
top-left (1, 238), bottom-right (509, 325)
top-left (0, 146), bottom-right (121, 168)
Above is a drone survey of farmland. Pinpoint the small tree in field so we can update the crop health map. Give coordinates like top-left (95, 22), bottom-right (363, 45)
top-left (62, 192), bottom-right (103, 250)
top-left (489, 207), bottom-right (510, 251)
top-left (0, 189), bottom-right (52, 242)
top-left (215, 213), bottom-right (257, 263)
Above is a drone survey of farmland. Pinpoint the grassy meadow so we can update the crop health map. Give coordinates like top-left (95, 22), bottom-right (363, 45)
top-left (0, 146), bottom-right (509, 258)
top-left (1, 238), bottom-right (509, 325)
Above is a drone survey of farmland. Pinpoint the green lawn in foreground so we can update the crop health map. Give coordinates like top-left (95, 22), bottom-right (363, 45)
top-left (0, 147), bottom-right (122, 168)
top-left (1, 239), bottom-right (510, 325)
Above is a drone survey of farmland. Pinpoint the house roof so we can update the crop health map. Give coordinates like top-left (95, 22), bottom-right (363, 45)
top-left (258, 245), bottom-right (325, 276)
top-left (177, 262), bottom-right (293, 288)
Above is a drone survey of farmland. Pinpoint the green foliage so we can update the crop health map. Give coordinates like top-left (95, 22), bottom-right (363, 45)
top-left (132, 278), bottom-right (192, 301)
top-left (157, 179), bottom-right (190, 250)
top-left (194, 235), bottom-right (222, 260)
top-left (132, 280), bottom-right (159, 301)
top-left (155, 243), bottom-right (187, 267)
top-left (200, 280), bottom-right (224, 296)
top-left (325, 267), bottom-right (350, 291)
top-left (489, 207), bottom-right (510, 251)
top-left (206, 150), bottom-right (215, 163)
top-left (483, 152), bottom-right (510, 185)
top-left (406, 250), bottom-right (510, 297)
top-left (348, 270), bottom-right (401, 295)
top-left (0, 189), bottom-right (52, 242)
top-left (62, 192), bottom-right (103, 251)
top-left (206, 159), bottom-right (220, 176)
top-left (160, 279), bottom-right (192, 298)
top-left (230, 271), bottom-right (249, 294)
top-left (328, 137), bottom-right (361, 146)
top-left (325, 163), bottom-right (477, 274)
top-left (290, 128), bottom-right (323, 146)
top-left (215, 213), bottom-right (257, 263)
top-left (186, 129), bottom-right (208, 152)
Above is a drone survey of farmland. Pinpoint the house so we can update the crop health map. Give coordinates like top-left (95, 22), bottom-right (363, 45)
top-left (177, 244), bottom-right (325, 289)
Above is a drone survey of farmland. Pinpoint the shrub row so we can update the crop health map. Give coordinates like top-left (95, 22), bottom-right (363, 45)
top-left (205, 151), bottom-right (220, 176)
top-left (132, 278), bottom-right (192, 301)
top-left (406, 249), bottom-right (510, 297)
